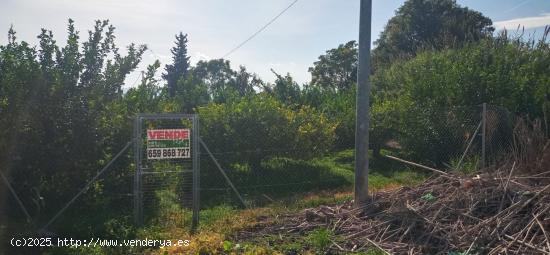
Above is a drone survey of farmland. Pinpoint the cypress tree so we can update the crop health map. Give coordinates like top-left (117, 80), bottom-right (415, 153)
top-left (163, 32), bottom-right (190, 97)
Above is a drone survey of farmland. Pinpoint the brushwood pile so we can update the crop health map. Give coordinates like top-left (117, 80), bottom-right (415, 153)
top-left (237, 120), bottom-right (550, 254)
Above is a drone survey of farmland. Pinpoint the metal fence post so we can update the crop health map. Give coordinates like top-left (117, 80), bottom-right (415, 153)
top-left (456, 121), bottom-right (482, 171)
top-left (133, 116), bottom-right (142, 226)
top-left (0, 170), bottom-right (31, 223)
top-left (354, 0), bottom-right (372, 207)
top-left (191, 115), bottom-right (200, 232)
top-left (481, 103), bottom-right (487, 169)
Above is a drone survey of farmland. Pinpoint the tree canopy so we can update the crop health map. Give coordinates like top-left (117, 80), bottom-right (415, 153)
top-left (372, 0), bottom-right (494, 67)
top-left (308, 41), bottom-right (357, 91)
top-left (163, 32), bottom-right (190, 98)
top-left (0, 19), bottom-right (146, 219)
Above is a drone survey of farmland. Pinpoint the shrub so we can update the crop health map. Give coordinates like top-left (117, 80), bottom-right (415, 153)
top-left (198, 94), bottom-right (336, 168)
top-left (369, 35), bottom-right (550, 165)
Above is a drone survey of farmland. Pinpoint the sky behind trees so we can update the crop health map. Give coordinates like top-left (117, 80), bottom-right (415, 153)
top-left (1, 0), bottom-right (549, 86)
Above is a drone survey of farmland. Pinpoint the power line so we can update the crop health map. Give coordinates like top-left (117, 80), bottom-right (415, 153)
top-left (148, 48), bottom-right (163, 61)
top-left (502, 0), bottom-right (534, 14)
top-left (147, 48), bottom-right (165, 81)
top-left (222, 0), bottom-right (299, 58)
top-left (129, 72), bottom-right (143, 88)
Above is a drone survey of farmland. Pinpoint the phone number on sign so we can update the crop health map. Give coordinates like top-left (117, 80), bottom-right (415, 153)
top-left (147, 147), bottom-right (190, 159)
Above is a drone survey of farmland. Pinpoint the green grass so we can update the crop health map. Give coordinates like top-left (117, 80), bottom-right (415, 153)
top-left (305, 228), bottom-right (334, 251)
top-left (292, 191), bottom-right (353, 209)
top-left (46, 149), bottom-right (427, 255)
top-left (199, 205), bottom-right (236, 226)
top-left (316, 149), bottom-right (427, 190)
top-left (190, 149), bottom-right (428, 255)
top-left (448, 155), bottom-right (480, 175)
top-left (369, 170), bottom-right (426, 190)
top-left (255, 148), bottom-right (426, 210)
top-left (201, 148), bottom-right (426, 208)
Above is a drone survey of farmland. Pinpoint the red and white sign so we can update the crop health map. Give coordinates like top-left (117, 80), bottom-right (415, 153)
top-left (147, 129), bottom-right (189, 140)
top-left (146, 129), bottom-right (190, 160)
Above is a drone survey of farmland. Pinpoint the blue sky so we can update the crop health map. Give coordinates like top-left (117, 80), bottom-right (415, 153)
top-left (1, 0), bottom-right (549, 87)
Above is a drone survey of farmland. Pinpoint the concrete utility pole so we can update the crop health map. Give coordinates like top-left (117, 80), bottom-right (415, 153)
top-left (355, 0), bottom-right (372, 207)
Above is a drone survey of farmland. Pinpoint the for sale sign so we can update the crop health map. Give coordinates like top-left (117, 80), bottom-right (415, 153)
top-left (146, 129), bottom-right (190, 159)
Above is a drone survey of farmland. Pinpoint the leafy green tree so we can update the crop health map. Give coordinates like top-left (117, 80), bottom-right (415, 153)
top-left (233, 65), bottom-right (262, 96)
top-left (374, 35), bottom-right (550, 116)
top-left (373, 0), bottom-right (494, 67)
top-left (192, 59), bottom-right (260, 103)
top-left (308, 41), bottom-right (357, 91)
top-left (80, 20), bottom-right (116, 90)
top-left (125, 60), bottom-right (163, 114)
top-left (0, 20), bottom-right (146, 222)
top-left (0, 27), bottom-right (43, 207)
top-left (199, 94), bottom-right (336, 171)
top-left (174, 72), bottom-right (209, 113)
top-left (193, 59), bottom-right (234, 102)
top-left (265, 69), bottom-right (301, 105)
top-left (371, 34), bottom-right (550, 163)
top-left (163, 32), bottom-right (190, 98)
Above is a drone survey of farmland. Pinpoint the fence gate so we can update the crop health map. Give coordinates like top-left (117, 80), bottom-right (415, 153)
top-left (133, 114), bottom-right (199, 230)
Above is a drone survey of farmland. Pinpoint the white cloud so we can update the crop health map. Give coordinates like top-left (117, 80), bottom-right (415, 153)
top-left (192, 51), bottom-right (211, 63)
top-left (148, 52), bottom-right (170, 62)
top-left (494, 13), bottom-right (550, 30)
top-left (268, 62), bottom-right (282, 68)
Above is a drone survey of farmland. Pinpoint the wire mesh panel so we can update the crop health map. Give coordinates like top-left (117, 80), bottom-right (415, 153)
top-left (198, 150), bottom-right (338, 208)
top-left (484, 105), bottom-right (515, 166)
top-left (387, 105), bottom-right (483, 171)
top-left (387, 104), bottom-right (515, 173)
top-left (134, 114), bottom-right (199, 230)
top-left (194, 104), bottom-right (518, 211)
top-left (197, 114), bottom-right (354, 208)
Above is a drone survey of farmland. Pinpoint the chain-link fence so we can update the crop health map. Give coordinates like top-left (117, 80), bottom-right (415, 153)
top-left (198, 148), bottom-right (351, 208)
top-left (389, 105), bottom-right (483, 170)
top-left (134, 114), bottom-right (199, 229)
top-left (9, 103), bottom-right (523, 241)
top-left (39, 141), bottom-right (134, 240)
top-left (484, 104), bottom-right (516, 166)
top-left (196, 103), bottom-right (521, 210)
top-left (378, 104), bottom-right (516, 173)
top-left (48, 167), bottom-right (134, 238)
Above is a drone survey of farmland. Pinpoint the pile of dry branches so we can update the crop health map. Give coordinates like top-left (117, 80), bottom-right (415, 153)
top-left (236, 120), bottom-right (550, 254)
